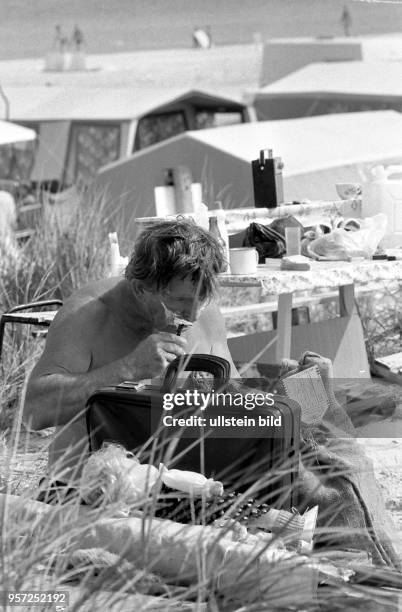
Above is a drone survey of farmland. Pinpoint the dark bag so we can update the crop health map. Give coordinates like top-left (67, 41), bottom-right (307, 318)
top-left (86, 354), bottom-right (301, 507)
top-left (243, 216), bottom-right (304, 263)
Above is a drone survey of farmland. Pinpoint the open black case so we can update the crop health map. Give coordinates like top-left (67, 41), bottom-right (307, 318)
top-left (86, 354), bottom-right (301, 508)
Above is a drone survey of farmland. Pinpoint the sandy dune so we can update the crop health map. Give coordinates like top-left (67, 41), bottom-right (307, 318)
top-left (0, 44), bottom-right (263, 102)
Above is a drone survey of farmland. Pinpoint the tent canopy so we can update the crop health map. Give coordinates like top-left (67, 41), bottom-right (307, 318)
top-left (0, 119), bottom-right (36, 145)
top-left (258, 36), bottom-right (402, 86)
top-left (187, 110), bottom-right (402, 174)
top-left (254, 61), bottom-right (402, 98)
top-left (252, 61), bottom-right (402, 119)
top-left (96, 110), bottom-right (402, 221)
top-left (3, 86), bottom-right (247, 185)
top-left (6, 86), bottom-right (246, 122)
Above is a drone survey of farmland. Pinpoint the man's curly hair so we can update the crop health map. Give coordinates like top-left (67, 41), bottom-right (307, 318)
top-left (125, 218), bottom-right (226, 300)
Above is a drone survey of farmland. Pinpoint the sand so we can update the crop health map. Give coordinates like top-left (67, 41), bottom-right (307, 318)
top-left (0, 43), bottom-right (263, 101)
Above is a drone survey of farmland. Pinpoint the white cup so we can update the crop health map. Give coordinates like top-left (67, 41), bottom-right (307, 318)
top-left (229, 247), bottom-right (259, 274)
top-left (285, 227), bottom-right (301, 256)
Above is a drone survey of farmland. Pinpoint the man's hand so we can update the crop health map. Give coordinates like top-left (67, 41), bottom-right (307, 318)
top-left (298, 351), bottom-right (335, 400)
top-left (124, 332), bottom-right (188, 379)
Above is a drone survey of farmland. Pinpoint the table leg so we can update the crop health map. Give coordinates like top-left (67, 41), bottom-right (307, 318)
top-left (339, 284), bottom-right (355, 317)
top-left (275, 292), bottom-right (293, 362)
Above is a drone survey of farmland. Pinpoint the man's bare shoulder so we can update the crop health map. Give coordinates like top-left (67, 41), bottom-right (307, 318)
top-left (60, 277), bottom-right (122, 315)
top-left (52, 276), bottom-right (130, 328)
top-left (198, 301), bottom-right (225, 337)
top-left (32, 278), bottom-right (124, 376)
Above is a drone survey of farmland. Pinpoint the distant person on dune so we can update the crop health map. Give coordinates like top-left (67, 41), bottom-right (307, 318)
top-left (340, 5), bottom-right (352, 37)
top-left (71, 25), bottom-right (85, 52)
top-left (53, 24), bottom-right (69, 53)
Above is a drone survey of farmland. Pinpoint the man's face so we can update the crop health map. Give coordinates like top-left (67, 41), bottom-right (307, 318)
top-left (155, 277), bottom-right (209, 323)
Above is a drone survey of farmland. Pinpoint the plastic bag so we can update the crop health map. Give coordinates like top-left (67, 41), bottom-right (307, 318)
top-left (243, 216), bottom-right (304, 263)
top-left (304, 214), bottom-right (387, 261)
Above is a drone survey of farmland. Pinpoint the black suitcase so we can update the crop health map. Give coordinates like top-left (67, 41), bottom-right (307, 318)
top-left (86, 354), bottom-right (301, 508)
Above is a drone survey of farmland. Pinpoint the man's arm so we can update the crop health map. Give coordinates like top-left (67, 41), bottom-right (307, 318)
top-left (24, 357), bottom-right (141, 431)
top-left (23, 305), bottom-right (188, 431)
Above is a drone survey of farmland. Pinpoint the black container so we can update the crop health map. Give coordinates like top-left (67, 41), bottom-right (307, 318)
top-left (252, 148), bottom-right (284, 208)
top-left (86, 354), bottom-right (300, 508)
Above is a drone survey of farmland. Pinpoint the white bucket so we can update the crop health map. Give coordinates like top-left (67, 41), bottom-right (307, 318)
top-left (363, 165), bottom-right (402, 248)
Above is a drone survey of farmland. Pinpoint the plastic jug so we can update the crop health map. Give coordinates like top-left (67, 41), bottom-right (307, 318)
top-left (108, 232), bottom-right (128, 276)
top-left (363, 165), bottom-right (402, 247)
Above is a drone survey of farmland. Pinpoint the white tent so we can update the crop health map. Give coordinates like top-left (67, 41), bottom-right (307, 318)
top-left (96, 110), bottom-right (402, 223)
top-left (251, 61), bottom-right (402, 120)
top-left (6, 86), bottom-right (246, 122)
top-left (258, 36), bottom-right (402, 87)
top-left (0, 119), bottom-right (36, 145)
top-left (2, 86), bottom-right (248, 185)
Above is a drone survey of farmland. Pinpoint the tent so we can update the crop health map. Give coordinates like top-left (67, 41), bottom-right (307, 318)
top-left (0, 119), bottom-right (36, 145)
top-left (96, 110), bottom-right (402, 223)
top-left (251, 61), bottom-right (402, 120)
top-left (3, 86), bottom-right (249, 187)
top-left (258, 36), bottom-right (402, 86)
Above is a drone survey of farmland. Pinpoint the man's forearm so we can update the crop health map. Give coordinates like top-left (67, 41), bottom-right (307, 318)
top-left (24, 355), bottom-right (142, 430)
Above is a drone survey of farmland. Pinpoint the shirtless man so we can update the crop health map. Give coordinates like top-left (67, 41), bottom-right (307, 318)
top-left (23, 219), bottom-right (237, 483)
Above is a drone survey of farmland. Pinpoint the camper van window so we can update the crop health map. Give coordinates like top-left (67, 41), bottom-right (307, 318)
top-left (194, 110), bottom-right (243, 130)
top-left (0, 140), bottom-right (37, 182)
top-left (65, 123), bottom-right (120, 186)
top-left (134, 112), bottom-right (186, 151)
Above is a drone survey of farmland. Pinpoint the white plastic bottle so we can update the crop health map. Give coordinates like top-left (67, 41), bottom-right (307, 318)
top-left (363, 165), bottom-right (402, 248)
top-left (108, 232), bottom-right (128, 276)
top-left (194, 202), bottom-right (209, 230)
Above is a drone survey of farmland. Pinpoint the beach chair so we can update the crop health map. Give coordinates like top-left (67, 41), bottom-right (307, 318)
top-left (0, 300), bottom-right (62, 361)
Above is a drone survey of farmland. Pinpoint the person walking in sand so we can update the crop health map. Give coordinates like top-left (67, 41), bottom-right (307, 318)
top-left (341, 5), bottom-right (352, 37)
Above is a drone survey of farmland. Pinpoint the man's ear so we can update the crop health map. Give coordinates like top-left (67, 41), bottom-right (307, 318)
top-left (136, 281), bottom-right (146, 294)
